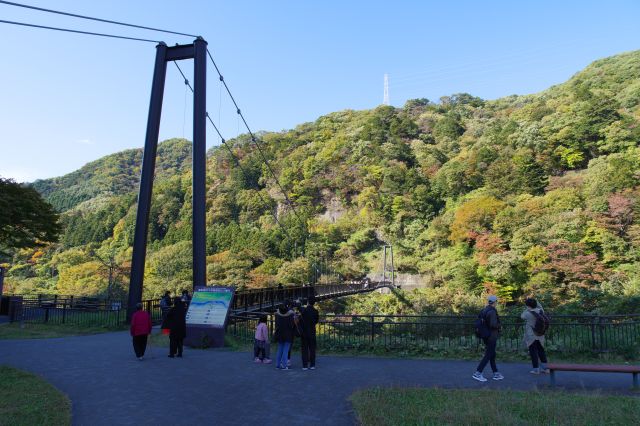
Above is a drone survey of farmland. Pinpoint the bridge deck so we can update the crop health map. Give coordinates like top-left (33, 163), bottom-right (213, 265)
top-left (231, 282), bottom-right (390, 314)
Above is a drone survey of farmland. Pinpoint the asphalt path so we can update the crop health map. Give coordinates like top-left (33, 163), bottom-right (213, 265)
top-left (0, 330), bottom-right (638, 425)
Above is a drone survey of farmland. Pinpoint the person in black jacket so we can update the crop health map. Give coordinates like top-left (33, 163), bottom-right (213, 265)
top-left (167, 296), bottom-right (187, 358)
top-left (472, 295), bottom-right (504, 382)
top-left (274, 304), bottom-right (295, 370)
top-left (301, 296), bottom-right (319, 370)
top-left (160, 291), bottom-right (172, 323)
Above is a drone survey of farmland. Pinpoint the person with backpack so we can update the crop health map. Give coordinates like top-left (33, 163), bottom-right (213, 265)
top-left (301, 296), bottom-right (319, 370)
top-left (472, 295), bottom-right (504, 382)
top-left (521, 297), bottom-right (550, 374)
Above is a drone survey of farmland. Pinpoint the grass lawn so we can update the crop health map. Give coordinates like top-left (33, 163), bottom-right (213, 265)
top-left (0, 366), bottom-right (71, 426)
top-left (351, 387), bottom-right (640, 426)
top-left (0, 323), bottom-right (125, 339)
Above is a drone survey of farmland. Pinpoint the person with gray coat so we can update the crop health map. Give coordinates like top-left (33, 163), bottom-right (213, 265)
top-left (521, 298), bottom-right (549, 374)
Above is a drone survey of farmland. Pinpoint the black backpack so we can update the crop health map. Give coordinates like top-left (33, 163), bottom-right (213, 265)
top-left (531, 310), bottom-right (550, 336)
top-left (474, 307), bottom-right (492, 339)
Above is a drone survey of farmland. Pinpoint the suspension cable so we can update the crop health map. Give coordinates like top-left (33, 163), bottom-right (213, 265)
top-left (0, 1), bottom-right (198, 38)
top-left (172, 61), bottom-right (296, 244)
top-left (0, 18), bottom-right (160, 42)
top-left (205, 48), bottom-right (308, 236)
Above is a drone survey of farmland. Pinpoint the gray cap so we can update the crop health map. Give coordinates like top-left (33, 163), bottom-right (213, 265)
top-left (487, 295), bottom-right (498, 304)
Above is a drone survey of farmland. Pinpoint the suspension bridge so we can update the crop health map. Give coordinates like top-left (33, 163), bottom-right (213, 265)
top-left (0, 1), bottom-right (398, 316)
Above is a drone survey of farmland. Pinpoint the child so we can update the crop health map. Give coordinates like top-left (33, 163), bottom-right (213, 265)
top-left (254, 315), bottom-right (272, 364)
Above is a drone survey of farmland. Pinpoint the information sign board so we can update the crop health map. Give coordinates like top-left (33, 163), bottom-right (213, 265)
top-left (186, 287), bottom-right (233, 327)
top-left (185, 286), bottom-right (234, 348)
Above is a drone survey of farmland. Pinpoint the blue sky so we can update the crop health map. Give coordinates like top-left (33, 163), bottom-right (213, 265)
top-left (1, 0), bottom-right (639, 182)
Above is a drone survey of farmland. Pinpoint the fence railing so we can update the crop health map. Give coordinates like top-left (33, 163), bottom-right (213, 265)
top-left (10, 297), bottom-right (163, 327)
top-left (228, 313), bottom-right (640, 354)
top-left (6, 282), bottom-right (388, 324)
top-left (12, 290), bottom-right (638, 355)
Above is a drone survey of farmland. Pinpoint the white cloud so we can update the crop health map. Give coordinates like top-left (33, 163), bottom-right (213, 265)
top-left (76, 139), bottom-right (95, 145)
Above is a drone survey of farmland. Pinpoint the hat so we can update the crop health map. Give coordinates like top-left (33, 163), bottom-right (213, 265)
top-left (487, 295), bottom-right (498, 304)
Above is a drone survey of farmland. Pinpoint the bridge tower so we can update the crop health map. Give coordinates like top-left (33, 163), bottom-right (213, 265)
top-left (381, 245), bottom-right (394, 286)
top-left (128, 38), bottom-right (208, 319)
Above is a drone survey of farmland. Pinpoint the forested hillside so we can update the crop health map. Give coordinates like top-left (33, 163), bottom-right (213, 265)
top-left (4, 50), bottom-right (640, 313)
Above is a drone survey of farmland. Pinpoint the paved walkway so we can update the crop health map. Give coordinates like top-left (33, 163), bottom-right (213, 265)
top-left (0, 331), bottom-right (638, 426)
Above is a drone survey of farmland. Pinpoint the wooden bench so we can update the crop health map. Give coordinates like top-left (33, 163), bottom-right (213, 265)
top-left (547, 363), bottom-right (640, 389)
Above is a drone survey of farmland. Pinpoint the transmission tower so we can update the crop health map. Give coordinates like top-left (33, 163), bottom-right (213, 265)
top-left (383, 73), bottom-right (389, 105)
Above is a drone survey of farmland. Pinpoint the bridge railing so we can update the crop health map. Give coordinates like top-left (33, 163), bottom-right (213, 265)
top-left (231, 282), bottom-right (387, 312)
top-left (8, 282), bottom-right (388, 323)
top-left (228, 313), bottom-right (640, 354)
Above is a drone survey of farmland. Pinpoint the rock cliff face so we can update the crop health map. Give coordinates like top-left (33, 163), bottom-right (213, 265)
top-left (318, 190), bottom-right (347, 223)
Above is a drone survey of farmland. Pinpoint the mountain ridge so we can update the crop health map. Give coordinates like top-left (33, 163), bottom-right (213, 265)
top-left (5, 49), bottom-right (640, 314)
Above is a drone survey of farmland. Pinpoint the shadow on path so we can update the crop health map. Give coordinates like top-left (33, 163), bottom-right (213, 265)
top-left (0, 331), bottom-right (638, 426)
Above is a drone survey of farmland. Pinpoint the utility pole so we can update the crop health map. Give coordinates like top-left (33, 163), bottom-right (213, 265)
top-left (383, 73), bottom-right (389, 105)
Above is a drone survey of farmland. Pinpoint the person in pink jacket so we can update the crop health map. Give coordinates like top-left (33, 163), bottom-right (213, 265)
top-left (254, 315), bottom-right (272, 364)
top-left (130, 302), bottom-right (152, 360)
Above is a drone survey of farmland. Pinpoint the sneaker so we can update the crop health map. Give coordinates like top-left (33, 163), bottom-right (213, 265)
top-left (472, 372), bottom-right (487, 382)
top-left (254, 357), bottom-right (262, 363)
top-left (530, 369), bottom-right (540, 375)
top-left (282, 367), bottom-right (290, 370)
top-left (287, 360), bottom-right (291, 367)
top-left (302, 367), bottom-right (308, 371)
top-left (310, 366), bottom-right (316, 370)
top-left (262, 358), bottom-right (272, 364)
top-left (493, 372), bottom-right (504, 381)
top-left (540, 368), bottom-right (550, 374)
top-left (138, 357), bottom-right (143, 361)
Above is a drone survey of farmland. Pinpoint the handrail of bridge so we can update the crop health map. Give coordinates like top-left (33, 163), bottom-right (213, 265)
top-left (231, 281), bottom-right (392, 313)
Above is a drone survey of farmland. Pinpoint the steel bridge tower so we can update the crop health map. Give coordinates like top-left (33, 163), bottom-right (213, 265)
top-left (128, 38), bottom-right (208, 319)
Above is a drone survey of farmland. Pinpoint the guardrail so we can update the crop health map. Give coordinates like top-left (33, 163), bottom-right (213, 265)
top-left (10, 297), bottom-right (163, 327)
top-left (228, 313), bottom-right (640, 354)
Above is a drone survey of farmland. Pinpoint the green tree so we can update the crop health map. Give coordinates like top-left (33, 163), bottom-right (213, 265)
top-left (0, 178), bottom-right (60, 257)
